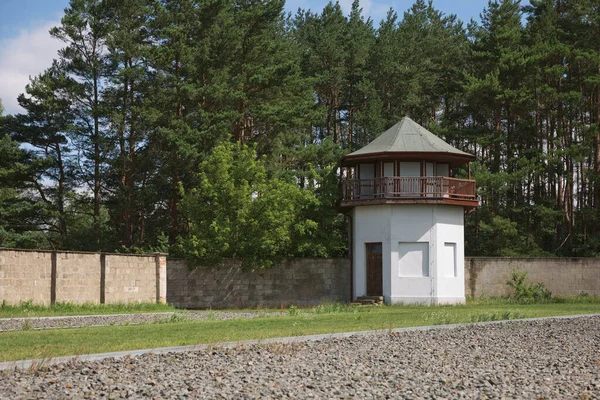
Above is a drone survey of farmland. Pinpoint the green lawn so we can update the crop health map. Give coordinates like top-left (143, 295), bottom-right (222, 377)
top-left (1, 299), bottom-right (599, 362)
top-left (0, 301), bottom-right (177, 318)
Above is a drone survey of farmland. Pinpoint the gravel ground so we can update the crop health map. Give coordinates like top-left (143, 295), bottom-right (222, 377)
top-left (1, 316), bottom-right (599, 399)
top-left (0, 311), bottom-right (285, 331)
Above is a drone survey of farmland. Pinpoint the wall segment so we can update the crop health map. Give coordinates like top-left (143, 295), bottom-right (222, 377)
top-left (2, 247), bottom-right (600, 307)
top-left (0, 249), bottom-right (166, 305)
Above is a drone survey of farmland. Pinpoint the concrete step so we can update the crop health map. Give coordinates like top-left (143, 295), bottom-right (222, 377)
top-left (356, 299), bottom-right (376, 305)
top-left (350, 302), bottom-right (382, 307)
top-left (355, 296), bottom-right (384, 305)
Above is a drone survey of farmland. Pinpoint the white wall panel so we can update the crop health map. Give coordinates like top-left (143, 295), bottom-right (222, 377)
top-left (443, 242), bottom-right (457, 277)
top-left (398, 242), bottom-right (429, 277)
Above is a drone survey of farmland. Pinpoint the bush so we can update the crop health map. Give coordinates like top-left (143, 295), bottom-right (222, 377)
top-left (179, 142), bottom-right (321, 270)
top-left (506, 270), bottom-right (552, 302)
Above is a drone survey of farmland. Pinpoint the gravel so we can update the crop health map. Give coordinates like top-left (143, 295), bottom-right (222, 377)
top-left (0, 311), bottom-right (285, 332)
top-left (1, 315), bottom-right (599, 399)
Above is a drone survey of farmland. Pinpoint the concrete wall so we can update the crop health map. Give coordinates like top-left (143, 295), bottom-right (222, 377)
top-left (0, 249), bottom-right (52, 305)
top-left (167, 258), bottom-right (351, 309)
top-left (3, 247), bottom-right (600, 308)
top-left (169, 256), bottom-right (600, 309)
top-left (465, 257), bottom-right (600, 298)
top-left (55, 252), bottom-right (101, 304)
top-left (0, 248), bottom-right (167, 305)
top-left (104, 254), bottom-right (160, 303)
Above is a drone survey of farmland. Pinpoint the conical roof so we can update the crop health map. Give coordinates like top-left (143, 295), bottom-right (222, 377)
top-left (342, 117), bottom-right (474, 166)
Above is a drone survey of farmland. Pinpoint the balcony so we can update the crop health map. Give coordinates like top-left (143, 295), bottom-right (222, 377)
top-left (339, 176), bottom-right (478, 209)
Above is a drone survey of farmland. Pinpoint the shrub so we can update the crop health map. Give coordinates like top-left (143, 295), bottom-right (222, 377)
top-left (179, 142), bottom-right (321, 270)
top-left (287, 305), bottom-right (299, 316)
top-left (506, 269), bottom-right (552, 302)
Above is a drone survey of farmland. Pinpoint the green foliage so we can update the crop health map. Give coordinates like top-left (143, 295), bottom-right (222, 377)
top-left (0, 300), bottom-right (175, 318)
top-left (3, 299), bottom-right (600, 362)
top-left (312, 302), bottom-right (369, 314)
top-left (154, 313), bottom-right (191, 324)
top-left (1, 0), bottom-right (600, 260)
top-left (0, 123), bottom-right (51, 249)
top-left (506, 270), bottom-right (553, 303)
top-left (0, 228), bottom-right (50, 249)
top-left (421, 310), bottom-right (455, 325)
top-left (423, 308), bottom-right (527, 325)
top-left (287, 305), bottom-right (300, 316)
top-left (469, 311), bottom-right (525, 322)
top-left (179, 142), bottom-right (320, 269)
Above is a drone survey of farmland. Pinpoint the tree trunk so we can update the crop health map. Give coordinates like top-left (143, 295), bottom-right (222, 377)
top-left (93, 66), bottom-right (101, 248)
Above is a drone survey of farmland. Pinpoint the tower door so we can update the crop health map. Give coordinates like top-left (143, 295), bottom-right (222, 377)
top-left (366, 243), bottom-right (383, 296)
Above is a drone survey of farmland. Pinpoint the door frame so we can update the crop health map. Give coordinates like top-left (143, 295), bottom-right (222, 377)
top-left (365, 242), bottom-right (383, 296)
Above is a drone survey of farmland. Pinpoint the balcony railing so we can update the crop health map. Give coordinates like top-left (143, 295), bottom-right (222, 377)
top-left (340, 176), bottom-right (476, 202)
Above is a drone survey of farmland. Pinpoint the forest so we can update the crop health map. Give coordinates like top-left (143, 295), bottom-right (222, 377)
top-left (0, 0), bottom-right (599, 267)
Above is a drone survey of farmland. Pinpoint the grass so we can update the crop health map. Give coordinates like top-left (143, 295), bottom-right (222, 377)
top-left (0, 300), bottom-right (176, 318)
top-left (0, 299), bottom-right (599, 362)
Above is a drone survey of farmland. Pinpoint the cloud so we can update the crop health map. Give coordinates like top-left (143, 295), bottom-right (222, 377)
top-left (0, 22), bottom-right (62, 115)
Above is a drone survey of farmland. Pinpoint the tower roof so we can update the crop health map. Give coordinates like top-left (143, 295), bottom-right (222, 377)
top-left (342, 117), bottom-right (475, 167)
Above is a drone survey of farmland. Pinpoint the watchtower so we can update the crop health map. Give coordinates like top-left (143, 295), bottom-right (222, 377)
top-left (339, 117), bottom-right (478, 304)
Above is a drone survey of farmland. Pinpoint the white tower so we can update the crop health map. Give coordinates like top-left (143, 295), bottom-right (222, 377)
top-left (339, 117), bottom-right (478, 305)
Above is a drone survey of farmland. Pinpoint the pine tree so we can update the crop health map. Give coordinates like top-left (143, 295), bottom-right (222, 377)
top-left (368, 9), bottom-right (401, 138)
top-left (147, 0), bottom-right (210, 245)
top-left (7, 67), bottom-right (77, 246)
top-left (0, 134), bottom-right (50, 249)
top-left (50, 0), bottom-right (111, 248)
top-left (342, 0), bottom-right (375, 149)
top-left (101, 0), bottom-right (155, 249)
top-left (293, 2), bottom-right (348, 143)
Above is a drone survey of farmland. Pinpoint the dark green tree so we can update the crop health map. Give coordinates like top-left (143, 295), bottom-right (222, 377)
top-left (294, 2), bottom-right (348, 143)
top-left (50, 0), bottom-right (111, 248)
top-left (102, 0), bottom-right (155, 249)
top-left (6, 67), bottom-right (77, 247)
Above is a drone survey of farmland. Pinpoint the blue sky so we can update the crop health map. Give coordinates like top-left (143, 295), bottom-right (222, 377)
top-left (0, 0), bottom-right (67, 38)
top-left (0, 0), bottom-right (493, 115)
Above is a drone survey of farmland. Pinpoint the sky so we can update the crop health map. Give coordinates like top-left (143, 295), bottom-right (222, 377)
top-left (0, 0), bottom-right (492, 115)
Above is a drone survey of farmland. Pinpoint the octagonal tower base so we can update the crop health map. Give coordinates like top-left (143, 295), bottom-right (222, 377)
top-left (351, 204), bottom-right (466, 305)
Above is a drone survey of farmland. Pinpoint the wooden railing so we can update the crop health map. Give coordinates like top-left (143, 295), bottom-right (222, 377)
top-left (340, 177), bottom-right (476, 202)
